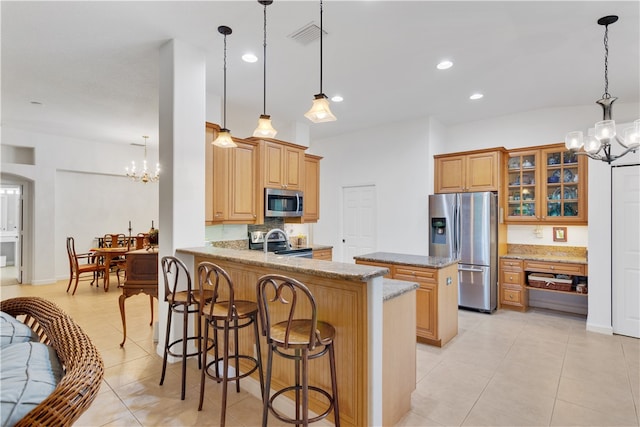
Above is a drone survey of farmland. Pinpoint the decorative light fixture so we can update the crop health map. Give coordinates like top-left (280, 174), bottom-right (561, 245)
top-left (253, 0), bottom-right (278, 138)
top-left (212, 25), bottom-right (237, 148)
top-left (304, 0), bottom-right (336, 123)
top-left (126, 136), bottom-right (160, 183)
top-left (565, 15), bottom-right (640, 164)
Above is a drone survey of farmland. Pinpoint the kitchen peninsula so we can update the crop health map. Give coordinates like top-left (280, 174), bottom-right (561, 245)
top-left (354, 252), bottom-right (459, 347)
top-left (175, 246), bottom-right (419, 427)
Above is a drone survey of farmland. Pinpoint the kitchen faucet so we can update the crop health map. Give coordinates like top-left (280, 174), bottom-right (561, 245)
top-left (263, 228), bottom-right (288, 254)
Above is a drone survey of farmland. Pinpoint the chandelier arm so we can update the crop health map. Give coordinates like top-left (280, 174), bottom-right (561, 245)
top-left (614, 134), bottom-right (630, 149)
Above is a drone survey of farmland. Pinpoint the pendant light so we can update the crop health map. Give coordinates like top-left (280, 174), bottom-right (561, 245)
top-left (213, 25), bottom-right (237, 148)
top-left (253, 0), bottom-right (278, 138)
top-left (304, 0), bottom-right (336, 123)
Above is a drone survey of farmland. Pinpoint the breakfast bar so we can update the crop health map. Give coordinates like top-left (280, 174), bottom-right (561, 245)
top-left (176, 246), bottom-right (419, 427)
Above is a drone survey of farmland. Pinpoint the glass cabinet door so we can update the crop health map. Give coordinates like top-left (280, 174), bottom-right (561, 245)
top-left (542, 148), bottom-right (583, 221)
top-left (506, 151), bottom-right (539, 220)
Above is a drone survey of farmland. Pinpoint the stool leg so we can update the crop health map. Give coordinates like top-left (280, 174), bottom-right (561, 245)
top-left (295, 348), bottom-right (301, 427)
top-left (181, 306), bottom-right (188, 400)
top-left (302, 348), bottom-right (309, 427)
top-left (234, 317), bottom-right (241, 393)
top-left (329, 343), bottom-right (340, 427)
top-left (159, 303), bottom-right (173, 387)
top-left (262, 343), bottom-right (274, 427)
top-left (253, 316), bottom-right (265, 399)
top-left (220, 320), bottom-right (231, 427)
top-left (198, 316), bottom-right (211, 411)
top-left (195, 303), bottom-right (202, 370)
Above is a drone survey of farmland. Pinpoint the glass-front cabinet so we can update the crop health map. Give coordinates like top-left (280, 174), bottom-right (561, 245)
top-left (505, 143), bottom-right (587, 224)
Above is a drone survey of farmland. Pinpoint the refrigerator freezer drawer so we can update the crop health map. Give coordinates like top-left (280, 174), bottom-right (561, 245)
top-left (458, 264), bottom-right (496, 312)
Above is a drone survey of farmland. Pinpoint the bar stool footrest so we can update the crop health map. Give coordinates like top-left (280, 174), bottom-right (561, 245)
top-left (204, 354), bottom-right (261, 383)
top-left (268, 385), bottom-right (335, 425)
top-left (166, 336), bottom-right (213, 359)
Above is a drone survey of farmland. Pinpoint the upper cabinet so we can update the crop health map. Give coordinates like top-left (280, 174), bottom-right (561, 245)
top-left (505, 143), bottom-right (588, 224)
top-left (256, 139), bottom-right (305, 190)
top-left (434, 148), bottom-right (504, 193)
top-left (303, 154), bottom-right (322, 223)
top-left (205, 123), bottom-right (259, 225)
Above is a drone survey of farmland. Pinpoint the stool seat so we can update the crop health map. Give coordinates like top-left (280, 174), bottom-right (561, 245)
top-left (270, 320), bottom-right (335, 348)
top-left (201, 299), bottom-right (258, 319)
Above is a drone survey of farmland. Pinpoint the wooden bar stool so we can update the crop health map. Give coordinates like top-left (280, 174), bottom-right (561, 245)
top-left (197, 261), bottom-right (264, 427)
top-left (159, 256), bottom-right (214, 400)
top-left (256, 274), bottom-right (340, 427)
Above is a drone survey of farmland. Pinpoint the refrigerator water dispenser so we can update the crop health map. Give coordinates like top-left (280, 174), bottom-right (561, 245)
top-left (431, 218), bottom-right (447, 244)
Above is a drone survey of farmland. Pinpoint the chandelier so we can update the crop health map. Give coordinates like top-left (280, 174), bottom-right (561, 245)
top-left (565, 15), bottom-right (640, 164)
top-left (125, 136), bottom-right (160, 183)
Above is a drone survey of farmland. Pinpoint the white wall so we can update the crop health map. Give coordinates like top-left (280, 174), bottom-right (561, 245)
top-left (311, 117), bottom-right (432, 262)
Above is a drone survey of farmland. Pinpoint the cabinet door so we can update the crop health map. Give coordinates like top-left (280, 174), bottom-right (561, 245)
top-left (303, 155), bottom-right (321, 222)
top-left (212, 144), bottom-right (229, 222)
top-left (205, 123), bottom-right (217, 223)
top-left (505, 150), bottom-right (541, 221)
top-left (284, 146), bottom-right (304, 190)
top-left (264, 141), bottom-right (285, 188)
top-left (227, 141), bottom-right (257, 222)
top-left (540, 147), bottom-right (587, 224)
top-left (466, 151), bottom-right (500, 192)
top-left (312, 248), bottom-right (332, 261)
top-left (416, 283), bottom-right (437, 340)
top-left (434, 155), bottom-right (465, 193)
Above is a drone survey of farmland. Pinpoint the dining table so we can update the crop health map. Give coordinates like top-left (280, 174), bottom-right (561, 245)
top-left (92, 246), bottom-right (129, 292)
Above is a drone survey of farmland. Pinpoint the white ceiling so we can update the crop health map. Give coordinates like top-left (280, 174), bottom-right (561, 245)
top-left (2, 1), bottom-right (639, 147)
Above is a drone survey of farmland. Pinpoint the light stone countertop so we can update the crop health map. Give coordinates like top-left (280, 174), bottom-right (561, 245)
top-left (383, 278), bottom-right (419, 301)
top-left (354, 252), bottom-right (459, 269)
top-left (501, 253), bottom-right (587, 264)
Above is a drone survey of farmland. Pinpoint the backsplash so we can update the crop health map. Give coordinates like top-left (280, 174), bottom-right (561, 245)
top-left (507, 244), bottom-right (586, 258)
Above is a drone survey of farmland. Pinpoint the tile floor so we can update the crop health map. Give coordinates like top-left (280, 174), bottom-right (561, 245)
top-left (1, 277), bottom-right (638, 427)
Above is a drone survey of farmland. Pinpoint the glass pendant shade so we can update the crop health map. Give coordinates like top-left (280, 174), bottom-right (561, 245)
top-left (212, 128), bottom-right (237, 148)
top-left (305, 94), bottom-right (336, 123)
top-left (565, 131), bottom-right (584, 150)
top-left (624, 119), bottom-right (640, 148)
top-left (584, 133), bottom-right (602, 154)
top-left (595, 120), bottom-right (616, 140)
top-left (253, 114), bottom-right (277, 138)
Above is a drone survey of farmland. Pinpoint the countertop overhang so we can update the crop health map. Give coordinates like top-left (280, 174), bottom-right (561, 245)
top-left (501, 253), bottom-right (587, 264)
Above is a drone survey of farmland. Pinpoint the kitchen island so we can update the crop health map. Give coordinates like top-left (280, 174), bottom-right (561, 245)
top-left (175, 246), bottom-right (418, 427)
top-left (354, 252), bottom-right (459, 347)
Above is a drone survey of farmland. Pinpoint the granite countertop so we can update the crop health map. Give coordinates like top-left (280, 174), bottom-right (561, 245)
top-left (501, 253), bottom-right (587, 264)
top-left (178, 246), bottom-right (389, 282)
top-left (354, 252), bottom-right (459, 269)
top-left (383, 278), bottom-right (419, 301)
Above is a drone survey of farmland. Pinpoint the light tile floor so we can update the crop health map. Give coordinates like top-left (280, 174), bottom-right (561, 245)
top-left (1, 278), bottom-right (638, 427)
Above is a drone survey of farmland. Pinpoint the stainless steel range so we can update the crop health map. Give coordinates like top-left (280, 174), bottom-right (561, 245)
top-left (248, 230), bottom-right (313, 258)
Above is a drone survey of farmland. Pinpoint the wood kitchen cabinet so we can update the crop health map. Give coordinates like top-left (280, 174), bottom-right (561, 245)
top-left (505, 143), bottom-right (588, 225)
top-left (355, 259), bottom-right (458, 347)
top-left (312, 247), bottom-right (332, 261)
top-left (499, 258), bottom-right (527, 311)
top-left (303, 154), bottom-right (322, 222)
top-left (434, 148), bottom-right (504, 193)
top-left (252, 138), bottom-right (305, 190)
top-left (205, 122), bottom-right (259, 225)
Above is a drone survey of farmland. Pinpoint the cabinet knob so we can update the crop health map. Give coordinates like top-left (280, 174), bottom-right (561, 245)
top-left (508, 294), bottom-right (514, 300)
top-left (550, 266), bottom-right (555, 270)
top-left (509, 275), bottom-right (514, 280)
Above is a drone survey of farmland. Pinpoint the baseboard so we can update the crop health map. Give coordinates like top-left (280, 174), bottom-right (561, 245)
top-left (586, 322), bottom-right (613, 335)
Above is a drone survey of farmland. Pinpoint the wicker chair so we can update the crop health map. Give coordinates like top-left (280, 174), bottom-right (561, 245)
top-left (0, 297), bottom-right (104, 427)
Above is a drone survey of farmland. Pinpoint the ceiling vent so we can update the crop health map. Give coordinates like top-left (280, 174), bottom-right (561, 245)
top-left (288, 22), bottom-right (327, 45)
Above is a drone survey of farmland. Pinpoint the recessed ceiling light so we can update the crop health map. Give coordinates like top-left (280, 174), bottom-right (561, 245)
top-left (469, 93), bottom-right (484, 100)
top-left (242, 53), bottom-right (258, 63)
top-left (331, 95), bottom-right (343, 103)
top-left (436, 60), bottom-right (453, 70)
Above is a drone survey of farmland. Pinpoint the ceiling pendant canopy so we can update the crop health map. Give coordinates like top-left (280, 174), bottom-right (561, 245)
top-left (304, 0), bottom-right (336, 123)
top-left (213, 25), bottom-right (237, 148)
top-left (253, 0), bottom-right (278, 138)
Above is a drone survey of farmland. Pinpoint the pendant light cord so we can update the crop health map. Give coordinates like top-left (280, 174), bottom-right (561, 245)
top-left (223, 31), bottom-right (228, 128)
top-left (262, 3), bottom-right (267, 115)
top-left (319, 0), bottom-right (324, 94)
top-left (602, 23), bottom-right (610, 99)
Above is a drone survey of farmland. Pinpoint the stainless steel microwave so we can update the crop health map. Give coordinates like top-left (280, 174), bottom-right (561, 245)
top-left (265, 188), bottom-right (303, 217)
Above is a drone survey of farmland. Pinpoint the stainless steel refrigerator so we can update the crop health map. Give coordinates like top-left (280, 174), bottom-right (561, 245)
top-left (428, 192), bottom-right (498, 312)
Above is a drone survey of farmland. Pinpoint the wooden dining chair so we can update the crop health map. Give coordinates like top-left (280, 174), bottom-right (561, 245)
top-left (103, 233), bottom-right (129, 287)
top-left (66, 237), bottom-right (104, 295)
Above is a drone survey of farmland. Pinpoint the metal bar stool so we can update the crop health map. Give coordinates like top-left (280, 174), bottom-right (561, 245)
top-left (159, 256), bottom-right (214, 400)
top-left (197, 261), bottom-right (264, 427)
top-left (256, 274), bottom-right (340, 427)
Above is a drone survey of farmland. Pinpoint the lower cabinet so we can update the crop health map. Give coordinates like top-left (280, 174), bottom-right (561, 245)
top-left (499, 258), bottom-right (527, 311)
top-left (355, 260), bottom-right (458, 347)
top-left (312, 247), bottom-right (332, 261)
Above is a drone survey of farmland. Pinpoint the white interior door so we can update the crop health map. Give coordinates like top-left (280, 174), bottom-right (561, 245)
top-left (612, 164), bottom-right (640, 338)
top-left (342, 185), bottom-right (376, 263)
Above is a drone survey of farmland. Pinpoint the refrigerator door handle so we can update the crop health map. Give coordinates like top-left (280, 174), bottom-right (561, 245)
top-left (454, 194), bottom-right (461, 259)
top-left (458, 266), bottom-right (485, 273)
